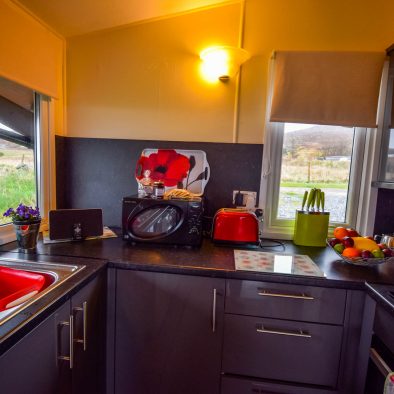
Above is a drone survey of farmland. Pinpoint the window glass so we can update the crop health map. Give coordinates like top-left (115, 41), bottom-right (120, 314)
top-left (0, 78), bottom-right (36, 225)
top-left (275, 124), bottom-right (356, 224)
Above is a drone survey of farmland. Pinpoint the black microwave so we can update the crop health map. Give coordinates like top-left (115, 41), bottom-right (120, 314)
top-left (122, 195), bottom-right (203, 247)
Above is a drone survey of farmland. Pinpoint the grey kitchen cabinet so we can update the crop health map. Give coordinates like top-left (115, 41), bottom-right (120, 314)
top-left (114, 270), bottom-right (225, 394)
top-left (223, 314), bottom-right (343, 387)
top-left (0, 300), bottom-right (72, 394)
top-left (0, 273), bottom-right (106, 394)
top-left (222, 280), bottom-right (365, 394)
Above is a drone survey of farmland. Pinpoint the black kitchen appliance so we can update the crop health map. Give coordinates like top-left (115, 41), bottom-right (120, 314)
top-left (122, 195), bottom-right (203, 246)
top-left (364, 285), bottom-right (394, 393)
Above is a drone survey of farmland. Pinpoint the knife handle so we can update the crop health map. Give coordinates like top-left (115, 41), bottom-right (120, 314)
top-left (315, 189), bottom-right (321, 211)
top-left (306, 188), bottom-right (315, 211)
top-left (301, 191), bottom-right (308, 210)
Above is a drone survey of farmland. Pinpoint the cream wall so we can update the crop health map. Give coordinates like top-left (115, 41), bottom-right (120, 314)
top-left (66, 0), bottom-right (394, 143)
top-left (66, 3), bottom-right (241, 143)
top-left (0, 0), bottom-right (65, 134)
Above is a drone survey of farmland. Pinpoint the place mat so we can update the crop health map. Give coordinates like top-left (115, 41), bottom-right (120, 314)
top-left (234, 250), bottom-right (325, 277)
top-left (43, 226), bottom-right (117, 244)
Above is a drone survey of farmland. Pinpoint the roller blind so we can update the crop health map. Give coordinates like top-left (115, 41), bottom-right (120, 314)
top-left (270, 51), bottom-right (386, 128)
top-left (0, 0), bottom-right (63, 99)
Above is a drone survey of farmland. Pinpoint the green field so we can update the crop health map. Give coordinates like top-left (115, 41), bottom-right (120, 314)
top-left (0, 148), bottom-right (36, 225)
top-left (280, 182), bottom-right (347, 189)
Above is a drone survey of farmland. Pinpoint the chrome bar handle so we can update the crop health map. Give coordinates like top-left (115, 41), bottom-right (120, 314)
top-left (73, 301), bottom-right (88, 351)
top-left (258, 289), bottom-right (314, 300)
top-left (58, 315), bottom-right (74, 369)
top-left (256, 324), bottom-right (312, 338)
top-left (370, 348), bottom-right (392, 377)
top-left (212, 288), bottom-right (217, 333)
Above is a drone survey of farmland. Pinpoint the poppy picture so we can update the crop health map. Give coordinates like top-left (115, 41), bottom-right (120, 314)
top-left (135, 149), bottom-right (210, 194)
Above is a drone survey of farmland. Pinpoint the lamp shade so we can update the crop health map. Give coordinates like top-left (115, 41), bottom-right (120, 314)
top-left (200, 46), bottom-right (250, 82)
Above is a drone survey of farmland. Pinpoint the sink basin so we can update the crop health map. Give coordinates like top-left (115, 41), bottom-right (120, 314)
top-left (0, 257), bottom-right (85, 325)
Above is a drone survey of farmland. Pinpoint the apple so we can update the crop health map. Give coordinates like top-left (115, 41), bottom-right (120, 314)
top-left (372, 249), bottom-right (385, 258)
top-left (382, 248), bottom-right (393, 258)
top-left (347, 228), bottom-right (359, 237)
top-left (361, 250), bottom-right (373, 259)
top-left (329, 238), bottom-right (341, 247)
top-left (341, 236), bottom-right (354, 248)
top-left (334, 243), bottom-right (345, 254)
top-left (378, 243), bottom-right (388, 250)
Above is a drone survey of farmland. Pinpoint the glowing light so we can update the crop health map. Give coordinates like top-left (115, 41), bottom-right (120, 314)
top-left (200, 46), bottom-right (250, 83)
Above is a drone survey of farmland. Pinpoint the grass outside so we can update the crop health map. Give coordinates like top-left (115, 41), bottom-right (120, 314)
top-left (281, 160), bottom-right (350, 184)
top-left (0, 148), bottom-right (36, 225)
top-left (279, 160), bottom-right (350, 222)
top-left (280, 182), bottom-right (347, 189)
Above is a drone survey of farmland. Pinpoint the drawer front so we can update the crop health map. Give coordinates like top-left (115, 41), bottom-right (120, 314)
top-left (222, 314), bottom-right (343, 387)
top-left (221, 376), bottom-right (338, 394)
top-left (226, 280), bottom-right (346, 324)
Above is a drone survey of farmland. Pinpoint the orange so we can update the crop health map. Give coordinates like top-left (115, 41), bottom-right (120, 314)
top-left (333, 227), bottom-right (350, 240)
top-left (342, 247), bottom-right (362, 258)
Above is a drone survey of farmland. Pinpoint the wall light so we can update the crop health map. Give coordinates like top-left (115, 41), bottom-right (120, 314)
top-left (200, 46), bottom-right (250, 83)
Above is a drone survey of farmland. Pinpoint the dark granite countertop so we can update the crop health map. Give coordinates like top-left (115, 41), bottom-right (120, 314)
top-left (0, 252), bottom-right (106, 354)
top-left (1, 230), bottom-right (394, 353)
top-left (1, 229), bottom-right (394, 290)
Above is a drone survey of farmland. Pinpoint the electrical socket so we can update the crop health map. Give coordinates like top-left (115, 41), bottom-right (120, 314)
top-left (233, 190), bottom-right (257, 208)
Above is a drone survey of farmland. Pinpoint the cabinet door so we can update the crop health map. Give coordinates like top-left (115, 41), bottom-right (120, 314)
top-left (115, 270), bottom-right (225, 394)
top-left (0, 301), bottom-right (72, 394)
top-left (71, 273), bottom-right (106, 394)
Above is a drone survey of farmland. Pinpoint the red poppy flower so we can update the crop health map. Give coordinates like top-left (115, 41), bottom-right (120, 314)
top-left (136, 149), bottom-right (190, 187)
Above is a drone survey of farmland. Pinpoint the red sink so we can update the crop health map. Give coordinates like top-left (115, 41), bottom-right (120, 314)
top-left (0, 266), bottom-right (46, 311)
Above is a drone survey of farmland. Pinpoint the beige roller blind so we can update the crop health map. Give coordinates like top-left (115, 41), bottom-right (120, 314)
top-left (270, 51), bottom-right (386, 128)
top-left (0, 0), bottom-right (63, 99)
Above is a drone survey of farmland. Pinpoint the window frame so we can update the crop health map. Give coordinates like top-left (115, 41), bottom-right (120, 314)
top-left (0, 94), bottom-right (54, 245)
top-left (260, 122), bottom-right (367, 240)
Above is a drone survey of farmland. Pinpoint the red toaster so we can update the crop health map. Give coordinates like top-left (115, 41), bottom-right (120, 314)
top-left (212, 208), bottom-right (259, 245)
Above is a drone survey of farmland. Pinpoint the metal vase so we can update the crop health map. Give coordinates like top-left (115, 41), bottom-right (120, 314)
top-left (13, 220), bottom-right (41, 252)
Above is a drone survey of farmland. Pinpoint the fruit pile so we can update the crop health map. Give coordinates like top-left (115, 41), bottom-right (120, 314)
top-left (328, 227), bottom-right (394, 260)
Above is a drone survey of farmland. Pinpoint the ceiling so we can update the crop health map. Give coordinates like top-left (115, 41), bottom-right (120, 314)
top-left (17, 0), bottom-right (231, 37)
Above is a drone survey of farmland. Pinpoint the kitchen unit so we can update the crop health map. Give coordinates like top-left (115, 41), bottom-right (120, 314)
top-left (112, 270), bottom-right (225, 393)
top-left (1, 236), bottom-right (394, 393)
top-left (0, 255), bottom-right (106, 394)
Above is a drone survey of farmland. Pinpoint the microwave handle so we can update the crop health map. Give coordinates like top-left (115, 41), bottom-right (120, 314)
top-left (370, 347), bottom-right (393, 377)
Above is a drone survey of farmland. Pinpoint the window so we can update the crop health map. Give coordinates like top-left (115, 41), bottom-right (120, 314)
top-left (261, 122), bottom-right (367, 239)
top-left (0, 77), bottom-right (53, 244)
top-left (0, 88), bottom-right (36, 226)
top-left (260, 53), bottom-right (387, 240)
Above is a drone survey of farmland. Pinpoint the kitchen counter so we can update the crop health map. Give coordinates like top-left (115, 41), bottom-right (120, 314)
top-left (1, 229), bottom-right (394, 289)
top-left (1, 230), bottom-right (394, 356)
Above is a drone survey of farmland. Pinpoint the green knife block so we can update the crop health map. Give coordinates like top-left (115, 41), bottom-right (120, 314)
top-left (293, 210), bottom-right (330, 247)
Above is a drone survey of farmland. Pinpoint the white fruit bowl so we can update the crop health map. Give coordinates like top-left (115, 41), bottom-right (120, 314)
top-left (326, 240), bottom-right (394, 266)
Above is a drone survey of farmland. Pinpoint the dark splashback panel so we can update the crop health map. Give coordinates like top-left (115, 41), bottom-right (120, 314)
top-left (374, 188), bottom-right (394, 235)
top-left (55, 136), bottom-right (263, 227)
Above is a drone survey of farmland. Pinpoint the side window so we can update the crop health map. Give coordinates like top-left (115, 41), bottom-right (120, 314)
top-left (262, 122), bottom-right (366, 238)
top-left (0, 77), bottom-right (37, 226)
top-left (277, 124), bottom-right (355, 224)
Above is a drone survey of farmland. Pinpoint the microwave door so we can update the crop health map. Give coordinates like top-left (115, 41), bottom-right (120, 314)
top-left (131, 206), bottom-right (181, 238)
top-left (139, 207), bottom-right (169, 231)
